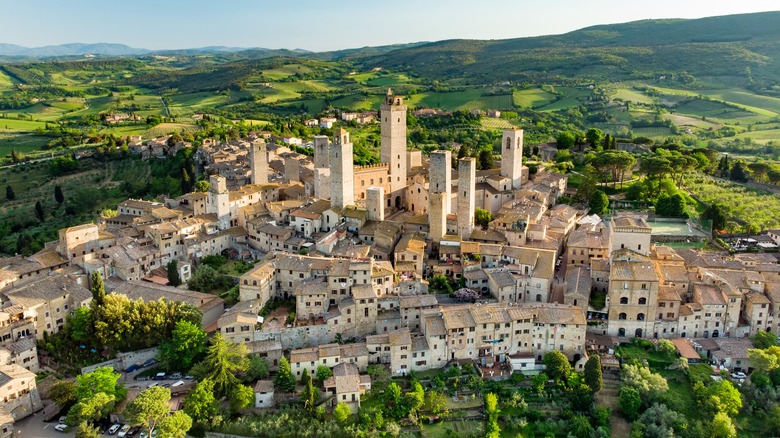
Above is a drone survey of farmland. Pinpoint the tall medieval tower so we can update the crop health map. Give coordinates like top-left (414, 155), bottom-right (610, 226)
top-left (458, 157), bottom-right (476, 238)
top-left (501, 129), bottom-right (524, 190)
top-left (329, 128), bottom-right (354, 209)
top-left (313, 135), bottom-right (330, 200)
top-left (429, 150), bottom-right (452, 214)
top-left (380, 88), bottom-right (407, 209)
top-left (209, 174), bottom-right (230, 230)
top-left (250, 139), bottom-right (268, 185)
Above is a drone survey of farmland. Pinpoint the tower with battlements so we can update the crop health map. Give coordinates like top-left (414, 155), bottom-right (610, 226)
top-left (501, 129), bottom-right (524, 190)
top-left (380, 88), bottom-right (407, 210)
top-left (458, 157), bottom-right (476, 238)
top-left (366, 186), bottom-right (384, 222)
top-left (313, 135), bottom-right (330, 200)
top-left (330, 128), bottom-right (354, 209)
top-left (208, 174), bottom-right (230, 230)
top-left (250, 140), bottom-right (268, 185)
top-left (429, 150), bottom-right (452, 214)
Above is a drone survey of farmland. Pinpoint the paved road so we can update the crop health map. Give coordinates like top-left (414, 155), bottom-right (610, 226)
top-left (14, 411), bottom-right (78, 438)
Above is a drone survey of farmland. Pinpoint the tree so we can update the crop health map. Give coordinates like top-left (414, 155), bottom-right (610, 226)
top-left (301, 378), bottom-right (320, 414)
top-left (475, 208), bottom-right (492, 228)
top-left (575, 164), bottom-right (599, 203)
top-left (556, 131), bottom-right (576, 149)
top-left (752, 330), bottom-right (778, 349)
top-left (748, 347), bottom-right (780, 371)
top-left (384, 382), bottom-right (405, 419)
top-left (485, 393), bottom-right (501, 438)
top-left (90, 271), bottom-right (106, 308)
top-left (126, 387), bottom-right (172, 437)
top-left (618, 386), bottom-right (642, 420)
top-left (656, 339), bottom-right (676, 356)
top-left (584, 355), bottom-right (602, 392)
top-left (274, 356), bottom-right (297, 392)
top-left (10, 149), bottom-right (23, 163)
top-left (730, 160), bottom-right (749, 182)
top-left (531, 373), bottom-right (547, 393)
top-left (54, 185), bottom-right (64, 204)
top-left (702, 203), bottom-right (728, 232)
top-left (569, 414), bottom-right (595, 438)
top-left (710, 411), bottom-right (737, 438)
top-left (405, 380), bottom-right (425, 415)
top-left (5, 185), bottom-right (14, 201)
top-left (589, 190), bottom-right (609, 215)
top-left (74, 367), bottom-right (124, 403)
top-left (183, 378), bottom-right (219, 425)
top-left (637, 403), bottom-right (687, 437)
top-left (333, 402), bottom-right (351, 424)
top-left (200, 333), bottom-right (249, 397)
top-left (229, 384), bottom-right (254, 413)
top-left (245, 356), bottom-right (270, 381)
top-left (35, 200), bottom-right (45, 222)
top-left (586, 128), bottom-right (605, 148)
top-left (193, 180), bottom-right (210, 192)
top-left (181, 168), bottom-right (192, 194)
top-left (167, 260), bottom-right (181, 287)
top-left (315, 365), bottom-right (332, 382)
top-left (75, 421), bottom-right (101, 438)
top-left (700, 380), bottom-right (742, 418)
top-left (49, 380), bottom-right (77, 407)
top-left (655, 193), bottom-right (687, 217)
top-left (478, 149), bottom-right (494, 170)
top-left (424, 391), bottom-right (448, 416)
top-left (621, 363), bottom-right (668, 400)
top-left (67, 392), bottom-right (116, 426)
top-left (187, 265), bottom-right (220, 292)
top-left (543, 351), bottom-right (572, 385)
top-left (157, 320), bottom-right (206, 371)
top-left (157, 411), bottom-right (192, 438)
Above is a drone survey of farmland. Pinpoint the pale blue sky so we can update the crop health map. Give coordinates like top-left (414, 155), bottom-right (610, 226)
top-left (1, 0), bottom-right (778, 51)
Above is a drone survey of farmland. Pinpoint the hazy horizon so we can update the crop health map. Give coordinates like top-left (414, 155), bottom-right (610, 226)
top-left (1, 0), bottom-right (778, 52)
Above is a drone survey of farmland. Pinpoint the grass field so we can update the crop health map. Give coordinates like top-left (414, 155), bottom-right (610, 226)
top-left (330, 94), bottom-right (384, 111)
top-left (0, 117), bottom-right (49, 130)
top-left (632, 126), bottom-right (674, 138)
top-left (537, 86), bottom-right (593, 111)
top-left (513, 87), bottom-right (558, 108)
top-left (735, 127), bottom-right (780, 144)
top-left (662, 113), bottom-right (721, 129)
top-left (673, 99), bottom-right (761, 124)
top-left (481, 118), bottom-right (515, 130)
top-left (262, 65), bottom-right (313, 80)
top-left (405, 89), bottom-right (485, 110)
top-left (142, 123), bottom-right (199, 138)
top-left (0, 132), bottom-right (50, 157)
top-left (686, 173), bottom-right (780, 230)
top-left (613, 87), bottom-right (655, 105)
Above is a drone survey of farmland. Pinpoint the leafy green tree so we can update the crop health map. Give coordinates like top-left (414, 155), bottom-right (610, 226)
top-left (384, 382), bottom-right (405, 419)
top-left (729, 160), bottom-right (749, 182)
top-left (556, 131), bottom-right (576, 149)
top-left (655, 193), bottom-right (687, 217)
top-left (274, 356), bottom-right (297, 392)
top-left (90, 271), bottom-right (106, 308)
top-left (245, 356), bottom-right (270, 381)
top-left (157, 411), bottom-right (192, 438)
top-left (637, 403), bottom-right (687, 437)
top-left (710, 411), bottom-right (737, 438)
top-left (589, 190), bottom-right (609, 215)
top-left (478, 149), bottom-right (494, 170)
top-left (75, 421), bottom-right (101, 438)
top-left (424, 391), bottom-right (448, 416)
top-left (54, 185), bottom-right (64, 204)
top-left (752, 330), bottom-right (778, 349)
top-left (700, 380), bottom-right (742, 417)
top-left (126, 387), bottom-right (172, 437)
top-left (333, 402), bottom-right (351, 424)
top-left (485, 393), bottom-right (501, 438)
top-left (531, 372), bottom-right (547, 393)
top-left (405, 380), bottom-right (425, 415)
top-left (167, 260), bottom-right (182, 287)
top-left (193, 180), bottom-right (210, 192)
top-left (575, 164), bottom-right (599, 202)
top-left (748, 347), bottom-right (780, 371)
top-left (569, 414), bottom-right (595, 438)
top-left (200, 333), bottom-right (249, 397)
top-left (585, 128), bottom-right (604, 148)
top-left (49, 380), bottom-right (78, 407)
top-left (67, 306), bottom-right (91, 343)
top-left (183, 378), bottom-right (219, 425)
top-left (315, 365), bottom-right (332, 382)
top-left (618, 386), bottom-right (641, 420)
top-left (621, 363), bottom-right (668, 401)
top-left (5, 185), bottom-right (14, 201)
top-left (158, 320), bottom-right (206, 371)
top-left (74, 367), bottom-right (125, 402)
top-left (702, 203), bottom-right (728, 232)
top-left (67, 392), bottom-right (115, 426)
top-left (584, 355), bottom-right (602, 392)
top-left (301, 377), bottom-right (320, 414)
top-left (475, 208), bottom-right (493, 228)
top-left (543, 351), bottom-right (572, 385)
top-left (229, 384), bottom-right (254, 413)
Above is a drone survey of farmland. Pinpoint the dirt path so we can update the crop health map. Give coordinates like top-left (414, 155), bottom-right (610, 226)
top-left (596, 379), bottom-right (631, 436)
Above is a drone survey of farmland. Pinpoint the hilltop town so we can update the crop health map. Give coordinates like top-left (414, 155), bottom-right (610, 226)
top-left (2, 88), bottom-right (780, 437)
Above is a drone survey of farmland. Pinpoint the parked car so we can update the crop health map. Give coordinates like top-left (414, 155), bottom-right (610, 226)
top-left (141, 359), bottom-right (157, 368)
top-left (170, 372), bottom-right (182, 379)
top-left (153, 372), bottom-right (166, 380)
top-left (58, 416), bottom-right (67, 424)
top-left (118, 424), bottom-right (131, 437)
top-left (147, 382), bottom-right (159, 388)
top-left (184, 375), bottom-right (194, 380)
top-left (134, 374), bottom-right (150, 381)
top-left (731, 371), bottom-right (747, 379)
top-left (109, 424), bottom-right (121, 434)
top-left (125, 364), bottom-right (140, 373)
top-left (128, 426), bottom-right (141, 436)
top-left (54, 424), bottom-right (68, 433)
top-left (171, 380), bottom-right (185, 387)
top-left (139, 430), bottom-right (159, 438)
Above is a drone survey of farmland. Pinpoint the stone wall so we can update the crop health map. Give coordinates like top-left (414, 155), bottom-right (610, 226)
top-left (80, 347), bottom-right (159, 374)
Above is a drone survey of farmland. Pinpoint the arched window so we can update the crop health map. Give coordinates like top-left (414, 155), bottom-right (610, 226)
top-left (618, 313), bottom-right (627, 320)
top-left (506, 137), bottom-right (511, 150)
top-left (620, 297), bottom-right (628, 305)
top-left (536, 294), bottom-right (542, 302)
top-left (618, 328), bottom-right (626, 336)
top-left (638, 297), bottom-right (647, 305)
top-left (637, 313), bottom-right (645, 321)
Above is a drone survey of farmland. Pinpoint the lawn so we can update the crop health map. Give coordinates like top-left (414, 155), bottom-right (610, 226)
top-left (330, 94), bottom-right (384, 111)
top-left (735, 127), bottom-right (780, 144)
top-left (0, 132), bottom-right (51, 157)
top-left (421, 420), bottom-right (484, 438)
top-left (513, 87), bottom-right (558, 108)
top-left (537, 86), bottom-right (593, 111)
top-left (262, 64), bottom-right (313, 80)
top-left (0, 117), bottom-right (50, 130)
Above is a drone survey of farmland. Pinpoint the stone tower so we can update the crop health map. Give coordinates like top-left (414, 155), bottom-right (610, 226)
top-left (209, 174), bottom-right (230, 230)
top-left (458, 157), bottom-right (476, 239)
top-left (429, 192), bottom-right (447, 243)
top-left (380, 88), bottom-right (407, 209)
top-left (313, 135), bottom-right (330, 200)
top-left (284, 156), bottom-right (300, 182)
top-left (429, 150), bottom-right (452, 214)
top-left (501, 129), bottom-right (524, 190)
top-left (329, 128), bottom-right (354, 209)
top-left (366, 186), bottom-right (384, 222)
top-left (250, 140), bottom-right (268, 185)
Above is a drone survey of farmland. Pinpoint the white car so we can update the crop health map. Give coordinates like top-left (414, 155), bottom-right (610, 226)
top-left (139, 430), bottom-right (159, 438)
top-left (54, 424), bottom-right (68, 433)
top-left (731, 371), bottom-right (747, 379)
top-left (118, 424), bottom-right (131, 437)
top-left (108, 423), bottom-right (121, 435)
